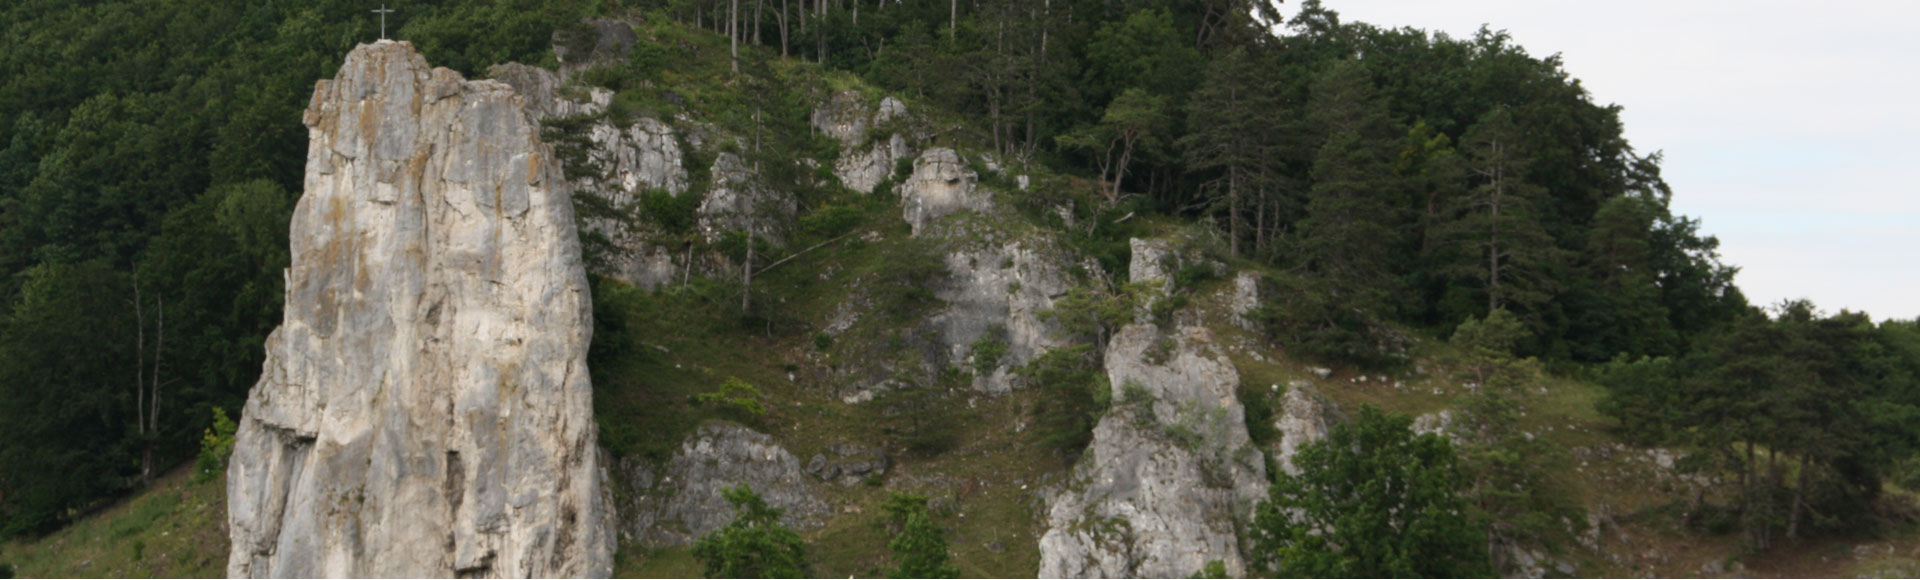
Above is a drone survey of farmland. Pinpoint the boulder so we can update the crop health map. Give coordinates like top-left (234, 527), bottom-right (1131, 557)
top-left (226, 40), bottom-right (611, 578)
top-left (805, 444), bottom-right (891, 486)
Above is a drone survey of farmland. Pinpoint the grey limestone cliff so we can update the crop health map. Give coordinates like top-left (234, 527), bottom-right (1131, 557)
top-left (812, 90), bottom-right (913, 194)
top-left (1036, 241), bottom-right (1267, 579)
top-left (225, 41), bottom-right (612, 578)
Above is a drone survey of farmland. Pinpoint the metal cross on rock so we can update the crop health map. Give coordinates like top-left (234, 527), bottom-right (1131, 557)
top-left (372, 4), bottom-right (395, 40)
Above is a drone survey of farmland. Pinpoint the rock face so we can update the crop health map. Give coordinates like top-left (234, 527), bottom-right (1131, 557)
top-left (613, 423), bottom-right (828, 546)
top-left (489, 62), bottom-right (690, 289)
top-left (813, 91), bottom-right (913, 194)
top-left (1037, 241), bottom-right (1267, 579)
top-left (1272, 383), bottom-right (1338, 476)
top-left (698, 152), bottom-right (795, 246)
top-left (226, 41), bottom-right (611, 578)
top-left (1039, 323), bottom-right (1268, 579)
top-left (900, 148), bottom-right (992, 235)
top-left (927, 229), bottom-right (1076, 393)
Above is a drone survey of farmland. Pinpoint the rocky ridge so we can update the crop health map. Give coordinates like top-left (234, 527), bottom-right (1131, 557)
top-left (226, 40), bottom-right (611, 578)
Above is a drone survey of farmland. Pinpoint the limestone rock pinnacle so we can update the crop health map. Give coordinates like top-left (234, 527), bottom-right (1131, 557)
top-left (226, 40), bottom-right (612, 578)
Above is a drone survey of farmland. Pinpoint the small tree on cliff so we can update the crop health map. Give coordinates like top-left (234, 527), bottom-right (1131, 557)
top-left (691, 486), bottom-right (811, 578)
top-left (1250, 405), bottom-right (1489, 578)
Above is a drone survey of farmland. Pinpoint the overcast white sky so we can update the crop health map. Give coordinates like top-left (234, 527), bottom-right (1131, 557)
top-left (1279, 1), bottom-right (1918, 321)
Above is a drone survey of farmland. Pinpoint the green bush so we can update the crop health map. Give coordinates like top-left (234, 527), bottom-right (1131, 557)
top-left (798, 203), bottom-right (864, 238)
top-left (639, 188), bottom-right (701, 233)
top-left (691, 486), bottom-right (811, 578)
top-left (1017, 345), bottom-right (1107, 462)
top-left (695, 377), bottom-right (766, 417)
top-left (968, 330), bottom-right (1010, 376)
top-left (194, 407), bottom-right (238, 483)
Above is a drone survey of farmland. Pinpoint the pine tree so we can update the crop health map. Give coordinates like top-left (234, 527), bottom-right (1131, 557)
top-left (1435, 108), bottom-right (1563, 318)
top-left (1297, 60), bottom-right (1402, 295)
top-left (1179, 46), bottom-right (1283, 258)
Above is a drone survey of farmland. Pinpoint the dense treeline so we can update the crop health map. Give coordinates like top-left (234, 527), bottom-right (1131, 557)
top-left (1599, 302), bottom-right (1920, 548)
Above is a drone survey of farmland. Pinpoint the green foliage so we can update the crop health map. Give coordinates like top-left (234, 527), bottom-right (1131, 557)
top-left (1595, 355), bottom-right (1686, 446)
top-left (691, 486), bottom-right (811, 579)
top-left (1252, 405), bottom-right (1490, 578)
top-left (696, 377), bottom-right (767, 417)
top-left (870, 237), bottom-right (949, 322)
top-left (639, 188), bottom-right (703, 234)
top-left (1238, 381), bottom-right (1279, 447)
top-left (1039, 285), bottom-right (1136, 349)
top-left (880, 493), bottom-right (960, 579)
top-left (967, 329), bottom-right (1010, 376)
top-left (194, 407), bottom-right (238, 484)
top-left (1016, 345), bottom-right (1108, 463)
top-left (1446, 309), bottom-right (1577, 549)
top-left (0, 260), bottom-right (136, 536)
top-left (1248, 272), bottom-right (1407, 368)
top-left (1189, 560), bottom-right (1229, 579)
top-left (874, 371), bottom-right (961, 457)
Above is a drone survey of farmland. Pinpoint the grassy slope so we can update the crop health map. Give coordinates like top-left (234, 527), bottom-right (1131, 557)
top-left (1, 465), bottom-right (227, 578)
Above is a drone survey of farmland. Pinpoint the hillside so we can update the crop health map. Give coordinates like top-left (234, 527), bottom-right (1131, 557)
top-left (4, 1), bottom-right (1920, 578)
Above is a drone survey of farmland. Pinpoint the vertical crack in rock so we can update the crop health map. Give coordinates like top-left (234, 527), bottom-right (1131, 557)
top-left (226, 40), bottom-right (611, 578)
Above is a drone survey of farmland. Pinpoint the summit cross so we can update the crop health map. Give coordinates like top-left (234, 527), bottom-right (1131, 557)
top-left (372, 4), bottom-right (395, 39)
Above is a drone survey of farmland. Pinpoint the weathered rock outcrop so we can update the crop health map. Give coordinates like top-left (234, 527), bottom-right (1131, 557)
top-left (928, 235), bottom-right (1075, 393)
top-left (1037, 242), bottom-right (1266, 579)
top-left (1272, 383), bottom-right (1339, 476)
top-left (900, 148), bottom-right (992, 236)
top-left (490, 62), bottom-right (690, 289)
top-left (612, 423), bottom-right (828, 546)
top-left (805, 443), bottom-right (891, 487)
top-left (698, 152), bottom-right (795, 246)
top-left (226, 41), bottom-right (611, 578)
top-left (813, 91), bottom-right (913, 194)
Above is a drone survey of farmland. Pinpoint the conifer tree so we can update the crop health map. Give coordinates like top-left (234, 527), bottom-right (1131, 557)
top-left (1297, 60), bottom-right (1402, 294)
top-left (1436, 108), bottom-right (1563, 318)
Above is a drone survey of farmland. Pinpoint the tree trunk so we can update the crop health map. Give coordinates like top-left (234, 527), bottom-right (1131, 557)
top-left (743, 227), bottom-right (755, 312)
top-left (133, 273), bottom-right (148, 484)
top-left (755, 0), bottom-right (764, 46)
top-left (950, 0), bottom-right (958, 40)
top-left (1111, 133), bottom-right (1135, 203)
top-left (1229, 166), bottom-right (1241, 258)
top-left (730, 0), bottom-right (740, 74)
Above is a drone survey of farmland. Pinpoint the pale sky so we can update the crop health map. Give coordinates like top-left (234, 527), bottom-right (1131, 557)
top-left (1281, 1), bottom-right (1919, 321)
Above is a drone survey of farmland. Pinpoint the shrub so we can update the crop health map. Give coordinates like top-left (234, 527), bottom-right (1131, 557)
top-left (691, 486), bottom-right (811, 578)
top-left (695, 377), bottom-right (766, 417)
top-left (194, 407), bottom-right (238, 483)
top-left (1017, 345), bottom-right (1108, 462)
